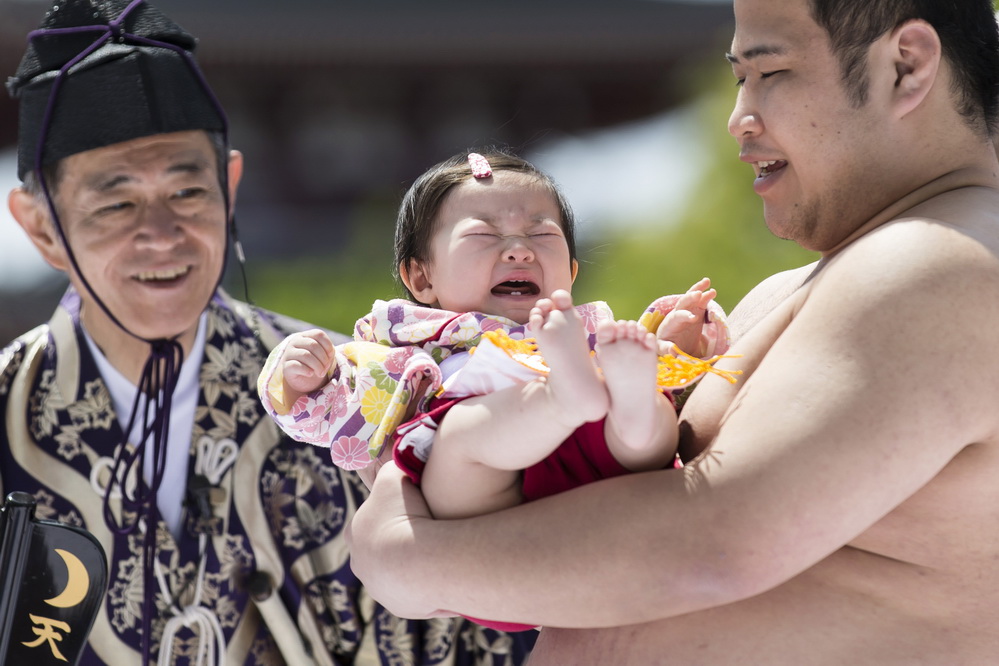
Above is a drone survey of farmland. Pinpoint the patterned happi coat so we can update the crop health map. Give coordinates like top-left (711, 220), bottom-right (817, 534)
top-left (0, 287), bottom-right (535, 666)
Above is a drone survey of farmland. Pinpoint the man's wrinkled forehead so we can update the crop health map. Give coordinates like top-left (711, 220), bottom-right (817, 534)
top-left (82, 156), bottom-right (212, 194)
top-left (62, 131), bottom-right (217, 192)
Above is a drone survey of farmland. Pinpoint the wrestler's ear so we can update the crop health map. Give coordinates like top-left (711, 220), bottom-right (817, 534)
top-left (887, 19), bottom-right (940, 118)
top-left (8, 187), bottom-right (69, 272)
top-left (226, 149), bottom-right (243, 209)
top-left (399, 258), bottom-right (437, 306)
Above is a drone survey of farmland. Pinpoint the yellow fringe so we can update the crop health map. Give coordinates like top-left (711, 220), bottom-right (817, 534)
top-left (481, 330), bottom-right (742, 390)
top-left (480, 330), bottom-right (538, 356)
top-left (657, 347), bottom-right (742, 389)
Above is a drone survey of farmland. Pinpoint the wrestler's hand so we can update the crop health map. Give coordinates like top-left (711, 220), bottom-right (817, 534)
top-left (657, 277), bottom-right (716, 358)
top-left (347, 462), bottom-right (452, 619)
top-left (280, 329), bottom-right (335, 398)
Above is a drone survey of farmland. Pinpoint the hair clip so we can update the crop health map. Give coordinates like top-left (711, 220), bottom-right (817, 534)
top-left (468, 153), bottom-right (492, 179)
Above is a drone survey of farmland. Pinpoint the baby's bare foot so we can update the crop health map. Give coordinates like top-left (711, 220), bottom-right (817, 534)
top-left (597, 319), bottom-right (664, 450)
top-left (529, 290), bottom-right (608, 426)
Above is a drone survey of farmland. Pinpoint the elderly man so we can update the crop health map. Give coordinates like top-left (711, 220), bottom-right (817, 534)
top-left (0, 0), bottom-right (534, 664)
top-left (347, 0), bottom-right (999, 663)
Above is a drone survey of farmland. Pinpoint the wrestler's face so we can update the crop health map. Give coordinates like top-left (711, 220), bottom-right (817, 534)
top-left (403, 170), bottom-right (577, 324)
top-left (727, 0), bottom-right (894, 253)
top-left (43, 131), bottom-right (240, 341)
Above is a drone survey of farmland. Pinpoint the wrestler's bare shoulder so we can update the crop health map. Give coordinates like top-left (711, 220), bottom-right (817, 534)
top-left (836, 187), bottom-right (999, 275)
top-left (726, 261), bottom-right (819, 341)
top-left (903, 184), bottom-right (999, 236)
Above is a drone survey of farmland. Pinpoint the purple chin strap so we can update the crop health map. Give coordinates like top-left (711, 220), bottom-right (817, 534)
top-left (27, 1), bottom-right (231, 662)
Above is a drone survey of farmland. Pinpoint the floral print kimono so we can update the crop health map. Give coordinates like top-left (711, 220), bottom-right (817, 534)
top-left (259, 297), bottom-right (734, 474)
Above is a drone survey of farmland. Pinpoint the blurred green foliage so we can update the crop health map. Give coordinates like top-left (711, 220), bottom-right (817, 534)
top-left (248, 58), bottom-right (817, 334)
top-left (247, 194), bottom-right (402, 335)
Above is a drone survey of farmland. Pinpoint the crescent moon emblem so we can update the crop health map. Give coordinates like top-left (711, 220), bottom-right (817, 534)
top-left (44, 548), bottom-right (91, 609)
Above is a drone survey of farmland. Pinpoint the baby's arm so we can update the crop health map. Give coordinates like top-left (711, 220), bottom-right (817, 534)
top-left (600, 278), bottom-right (722, 471)
top-left (657, 277), bottom-right (717, 358)
top-left (278, 329), bottom-right (336, 405)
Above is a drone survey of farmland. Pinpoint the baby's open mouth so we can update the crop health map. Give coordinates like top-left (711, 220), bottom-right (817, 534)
top-left (492, 280), bottom-right (540, 297)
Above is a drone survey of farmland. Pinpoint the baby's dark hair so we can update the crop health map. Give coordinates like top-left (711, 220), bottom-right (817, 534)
top-left (393, 147), bottom-right (577, 301)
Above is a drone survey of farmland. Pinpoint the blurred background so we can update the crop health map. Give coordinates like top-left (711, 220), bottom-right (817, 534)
top-left (0, 0), bottom-right (816, 344)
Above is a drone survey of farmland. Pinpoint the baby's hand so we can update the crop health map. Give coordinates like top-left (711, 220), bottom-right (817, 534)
top-left (280, 329), bottom-right (336, 397)
top-left (657, 277), bottom-right (717, 358)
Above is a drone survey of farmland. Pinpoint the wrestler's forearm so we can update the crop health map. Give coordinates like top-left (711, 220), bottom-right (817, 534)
top-left (347, 462), bottom-right (758, 627)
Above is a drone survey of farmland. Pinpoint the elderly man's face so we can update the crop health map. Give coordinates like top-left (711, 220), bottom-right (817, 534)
top-left (48, 130), bottom-right (233, 340)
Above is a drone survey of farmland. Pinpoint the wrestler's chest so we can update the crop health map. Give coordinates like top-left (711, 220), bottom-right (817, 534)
top-left (677, 296), bottom-right (798, 459)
